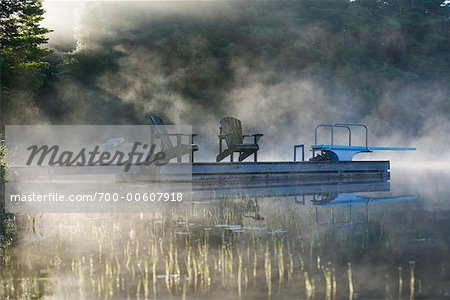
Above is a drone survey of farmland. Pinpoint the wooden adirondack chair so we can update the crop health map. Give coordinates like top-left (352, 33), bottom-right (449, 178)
top-left (216, 117), bottom-right (263, 162)
top-left (149, 113), bottom-right (198, 163)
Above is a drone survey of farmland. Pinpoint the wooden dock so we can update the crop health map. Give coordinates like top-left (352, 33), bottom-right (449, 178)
top-left (6, 161), bottom-right (390, 212)
top-left (119, 160), bottom-right (390, 183)
top-left (10, 160), bottom-right (390, 184)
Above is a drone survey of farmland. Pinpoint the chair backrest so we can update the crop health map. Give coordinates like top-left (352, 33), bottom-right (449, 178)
top-left (149, 113), bottom-right (174, 149)
top-left (220, 117), bottom-right (243, 148)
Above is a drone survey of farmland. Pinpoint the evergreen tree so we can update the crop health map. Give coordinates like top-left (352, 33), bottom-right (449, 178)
top-left (0, 0), bottom-right (52, 124)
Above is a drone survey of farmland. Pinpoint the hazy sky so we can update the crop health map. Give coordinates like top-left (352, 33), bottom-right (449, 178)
top-left (42, 1), bottom-right (80, 47)
top-left (41, 1), bottom-right (225, 47)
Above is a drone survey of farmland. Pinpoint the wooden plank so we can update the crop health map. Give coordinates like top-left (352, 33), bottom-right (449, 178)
top-left (159, 161), bottom-right (389, 175)
top-left (193, 178), bottom-right (389, 190)
top-left (158, 171), bottom-right (389, 183)
top-left (13, 161), bottom-right (389, 184)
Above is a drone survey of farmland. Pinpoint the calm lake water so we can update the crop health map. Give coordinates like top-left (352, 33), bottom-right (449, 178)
top-left (1, 168), bottom-right (450, 299)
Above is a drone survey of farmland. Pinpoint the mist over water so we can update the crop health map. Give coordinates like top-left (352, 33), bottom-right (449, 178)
top-left (38, 1), bottom-right (450, 163)
top-left (2, 165), bottom-right (450, 299)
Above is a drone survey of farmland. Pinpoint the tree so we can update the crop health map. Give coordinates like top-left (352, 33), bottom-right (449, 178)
top-left (0, 0), bottom-right (52, 124)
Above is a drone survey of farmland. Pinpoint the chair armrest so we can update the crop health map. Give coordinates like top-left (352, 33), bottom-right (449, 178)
top-left (155, 133), bottom-right (198, 148)
top-left (243, 134), bottom-right (263, 143)
top-left (155, 133), bottom-right (198, 142)
top-left (242, 134), bottom-right (264, 137)
top-left (156, 133), bottom-right (196, 137)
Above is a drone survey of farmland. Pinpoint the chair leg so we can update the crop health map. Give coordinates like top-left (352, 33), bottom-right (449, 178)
top-left (177, 135), bottom-right (182, 163)
top-left (217, 149), bottom-right (232, 162)
top-left (239, 151), bottom-right (255, 162)
top-left (189, 135), bottom-right (194, 163)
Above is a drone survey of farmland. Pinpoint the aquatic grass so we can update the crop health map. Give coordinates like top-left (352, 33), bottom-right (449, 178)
top-left (182, 277), bottom-right (187, 300)
top-left (398, 266), bottom-right (403, 299)
top-left (332, 266), bottom-right (336, 300)
top-left (164, 254), bottom-right (172, 296)
top-left (151, 239), bottom-right (158, 298)
top-left (184, 242), bottom-right (193, 288)
top-left (0, 194), bottom-right (435, 299)
top-left (409, 261), bottom-right (415, 300)
top-left (237, 247), bottom-right (243, 298)
top-left (264, 242), bottom-right (272, 298)
top-left (252, 236), bottom-right (258, 284)
top-left (226, 242), bottom-right (234, 285)
top-left (192, 247), bottom-right (199, 291)
top-left (348, 262), bottom-right (354, 300)
top-left (143, 256), bottom-right (149, 299)
top-left (322, 262), bottom-right (332, 300)
top-left (304, 271), bottom-right (313, 299)
top-left (287, 240), bottom-right (294, 281)
top-left (276, 237), bottom-right (285, 287)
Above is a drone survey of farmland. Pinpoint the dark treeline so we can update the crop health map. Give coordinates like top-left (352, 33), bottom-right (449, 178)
top-left (1, 0), bottom-right (449, 137)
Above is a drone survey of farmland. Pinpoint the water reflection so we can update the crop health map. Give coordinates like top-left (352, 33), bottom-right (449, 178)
top-left (2, 170), bottom-right (450, 299)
